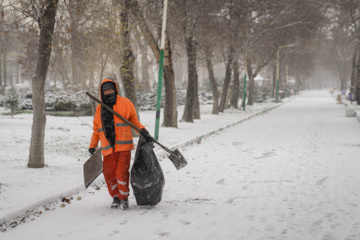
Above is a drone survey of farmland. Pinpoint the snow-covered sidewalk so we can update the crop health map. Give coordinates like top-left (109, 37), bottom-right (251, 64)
top-left (2, 90), bottom-right (360, 239)
top-left (0, 97), bottom-right (282, 230)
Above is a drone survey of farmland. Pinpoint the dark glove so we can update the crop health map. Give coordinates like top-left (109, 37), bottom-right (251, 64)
top-left (140, 128), bottom-right (153, 141)
top-left (89, 148), bottom-right (96, 156)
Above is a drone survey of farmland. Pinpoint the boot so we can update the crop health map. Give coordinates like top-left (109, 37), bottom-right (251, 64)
top-left (119, 198), bottom-right (129, 210)
top-left (111, 196), bottom-right (120, 209)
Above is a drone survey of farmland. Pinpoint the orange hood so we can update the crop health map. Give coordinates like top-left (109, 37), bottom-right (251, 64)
top-left (99, 79), bottom-right (119, 102)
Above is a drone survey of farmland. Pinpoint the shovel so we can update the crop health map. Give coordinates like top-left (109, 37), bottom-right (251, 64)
top-left (86, 92), bottom-right (187, 170)
top-left (83, 149), bottom-right (102, 188)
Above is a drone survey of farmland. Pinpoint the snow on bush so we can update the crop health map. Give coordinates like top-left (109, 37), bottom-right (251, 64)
top-left (5, 88), bottom-right (20, 118)
top-left (13, 86), bottom-right (213, 114)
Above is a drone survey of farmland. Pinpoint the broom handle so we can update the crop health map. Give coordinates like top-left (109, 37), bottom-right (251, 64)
top-left (86, 92), bottom-right (172, 153)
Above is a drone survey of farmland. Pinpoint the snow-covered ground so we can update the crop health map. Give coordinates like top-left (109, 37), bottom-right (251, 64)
top-left (1, 90), bottom-right (360, 239)
top-left (0, 97), bottom-right (281, 226)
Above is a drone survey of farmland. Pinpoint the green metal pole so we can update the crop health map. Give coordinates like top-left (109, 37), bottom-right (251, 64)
top-left (286, 64), bottom-right (289, 98)
top-left (287, 86), bottom-right (289, 98)
top-left (242, 73), bottom-right (247, 111)
top-left (154, 50), bottom-right (165, 140)
top-left (276, 79), bottom-right (279, 102)
top-left (276, 48), bottom-right (280, 102)
top-left (243, 52), bottom-right (247, 111)
top-left (154, 0), bottom-right (168, 141)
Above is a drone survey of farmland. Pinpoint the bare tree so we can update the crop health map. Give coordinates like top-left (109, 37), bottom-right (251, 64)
top-left (217, 0), bottom-right (244, 112)
top-left (244, 51), bottom-right (277, 106)
top-left (174, 0), bottom-right (222, 120)
top-left (172, 0), bottom-right (201, 122)
top-left (26, 0), bottom-right (59, 168)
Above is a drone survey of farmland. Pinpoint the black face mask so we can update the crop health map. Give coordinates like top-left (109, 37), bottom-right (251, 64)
top-left (103, 92), bottom-right (117, 104)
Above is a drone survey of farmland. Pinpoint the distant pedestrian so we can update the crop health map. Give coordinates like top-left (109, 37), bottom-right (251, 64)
top-left (88, 78), bottom-right (152, 209)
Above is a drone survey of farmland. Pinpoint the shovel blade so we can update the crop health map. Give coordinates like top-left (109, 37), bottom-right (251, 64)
top-left (84, 150), bottom-right (103, 188)
top-left (168, 149), bottom-right (187, 170)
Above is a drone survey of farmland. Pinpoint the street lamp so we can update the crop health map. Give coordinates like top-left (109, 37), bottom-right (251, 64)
top-left (276, 44), bottom-right (297, 102)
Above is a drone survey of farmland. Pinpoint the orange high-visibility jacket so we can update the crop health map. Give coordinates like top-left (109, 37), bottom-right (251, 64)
top-left (89, 79), bottom-right (145, 156)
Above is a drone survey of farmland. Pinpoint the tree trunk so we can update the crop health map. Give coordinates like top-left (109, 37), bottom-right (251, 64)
top-left (350, 49), bottom-right (357, 96)
top-left (57, 54), bottom-right (70, 88)
top-left (182, 36), bottom-right (197, 122)
top-left (2, 49), bottom-right (7, 95)
top-left (60, 65), bottom-right (70, 88)
top-left (295, 73), bottom-right (299, 94)
top-left (0, 55), bottom-right (2, 95)
top-left (70, 33), bottom-right (78, 85)
top-left (247, 78), bottom-right (255, 106)
top-left (230, 59), bottom-right (240, 108)
top-left (120, 0), bottom-right (139, 138)
top-left (193, 71), bottom-right (200, 119)
top-left (340, 76), bottom-right (347, 93)
top-left (272, 65), bottom-right (276, 98)
top-left (163, 36), bottom-right (178, 127)
top-left (1, 35), bottom-right (8, 95)
top-left (17, 63), bottom-right (21, 84)
top-left (28, 0), bottom-right (58, 168)
top-left (219, 47), bottom-right (234, 112)
top-left (356, 46), bottom-right (360, 104)
top-left (139, 41), bottom-right (150, 90)
top-left (9, 61), bottom-right (13, 87)
top-left (162, 38), bottom-right (178, 127)
top-left (205, 49), bottom-right (219, 114)
top-left (53, 69), bottom-right (57, 89)
top-left (247, 59), bottom-right (255, 106)
top-left (119, 0), bottom-right (137, 110)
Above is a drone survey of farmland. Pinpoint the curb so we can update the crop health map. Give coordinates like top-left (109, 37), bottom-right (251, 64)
top-left (0, 101), bottom-right (285, 231)
top-left (1, 183), bottom-right (85, 231)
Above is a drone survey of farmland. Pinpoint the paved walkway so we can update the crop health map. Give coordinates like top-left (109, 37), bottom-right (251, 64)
top-left (3, 91), bottom-right (360, 240)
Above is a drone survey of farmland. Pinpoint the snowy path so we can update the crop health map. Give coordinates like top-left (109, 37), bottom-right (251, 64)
top-left (2, 91), bottom-right (360, 240)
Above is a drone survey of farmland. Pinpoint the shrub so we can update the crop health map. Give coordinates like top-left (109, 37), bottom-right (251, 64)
top-left (5, 88), bottom-right (20, 118)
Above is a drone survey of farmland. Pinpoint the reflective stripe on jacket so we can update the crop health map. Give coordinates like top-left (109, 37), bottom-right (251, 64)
top-left (89, 79), bottom-right (145, 156)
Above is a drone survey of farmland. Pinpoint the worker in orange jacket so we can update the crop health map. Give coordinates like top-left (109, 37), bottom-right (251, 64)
top-left (89, 78), bottom-right (152, 209)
